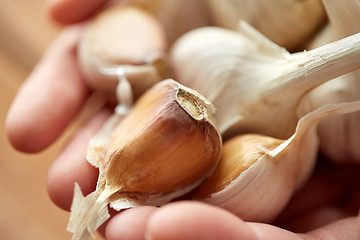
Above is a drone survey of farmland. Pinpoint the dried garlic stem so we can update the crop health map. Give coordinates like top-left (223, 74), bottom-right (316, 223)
top-left (170, 23), bottom-right (360, 139)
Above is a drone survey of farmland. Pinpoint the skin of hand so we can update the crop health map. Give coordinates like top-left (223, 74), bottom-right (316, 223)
top-left (5, 0), bottom-right (360, 239)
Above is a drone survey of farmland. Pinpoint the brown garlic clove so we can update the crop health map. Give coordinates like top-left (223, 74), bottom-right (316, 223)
top-left (206, 0), bottom-right (326, 51)
top-left (104, 79), bottom-right (222, 196)
top-left (78, 4), bottom-right (167, 99)
top-left (67, 79), bottom-right (222, 240)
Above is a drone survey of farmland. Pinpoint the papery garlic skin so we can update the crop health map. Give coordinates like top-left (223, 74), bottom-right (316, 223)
top-left (67, 79), bottom-right (222, 240)
top-left (206, 0), bottom-right (326, 51)
top-left (170, 23), bottom-right (360, 139)
top-left (192, 101), bottom-right (360, 222)
top-left (78, 5), bottom-right (167, 99)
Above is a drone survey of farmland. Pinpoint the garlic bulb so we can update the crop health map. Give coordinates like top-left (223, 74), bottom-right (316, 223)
top-left (170, 22), bottom-right (360, 140)
top-left (192, 100), bottom-right (360, 222)
top-left (205, 0), bottom-right (326, 51)
top-left (132, 0), bottom-right (212, 44)
top-left (78, 4), bottom-right (167, 99)
top-left (67, 79), bottom-right (222, 240)
top-left (300, 0), bottom-right (360, 163)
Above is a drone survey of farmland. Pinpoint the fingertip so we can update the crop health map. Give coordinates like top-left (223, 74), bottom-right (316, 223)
top-left (5, 111), bottom-right (51, 153)
top-left (105, 206), bottom-right (157, 240)
top-left (146, 201), bottom-right (257, 240)
top-left (47, 0), bottom-right (109, 25)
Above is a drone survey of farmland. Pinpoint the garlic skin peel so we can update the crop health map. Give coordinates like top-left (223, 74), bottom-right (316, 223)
top-left (206, 0), bottom-right (326, 51)
top-left (67, 79), bottom-right (222, 240)
top-left (191, 101), bottom-right (360, 222)
top-left (170, 22), bottom-right (360, 139)
top-left (78, 4), bottom-right (167, 99)
top-left (300, 0), bottom-right (360, 163)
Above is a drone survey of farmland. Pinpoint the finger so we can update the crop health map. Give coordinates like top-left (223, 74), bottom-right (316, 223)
top-left (146, 201), bottom-right (258, 240)
top-left (248, 217), bottom-right (360, 240)
top-left (6, 25), bottom-right (90, 153)
top-left (147, 201), bottom-right (360, 240)
top-left (47, 108), bottom-right (111, 211)
top-left (105, 206), bottom-right (157, 240)
top-left (46, 0), bottom-right (110, 24)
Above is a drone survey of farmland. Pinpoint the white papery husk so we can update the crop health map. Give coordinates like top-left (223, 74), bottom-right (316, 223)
top-left (192, 100), bottom-right (360, 222)
top-left (170, 21), bottom-right (360, 139)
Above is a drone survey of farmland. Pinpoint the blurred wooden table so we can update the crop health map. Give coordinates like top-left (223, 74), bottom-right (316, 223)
top-left (0, 1), bottom-right (74, 239)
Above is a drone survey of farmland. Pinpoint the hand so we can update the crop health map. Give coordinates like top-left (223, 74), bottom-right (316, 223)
top-left (5, 0), bottom-right (360, 239)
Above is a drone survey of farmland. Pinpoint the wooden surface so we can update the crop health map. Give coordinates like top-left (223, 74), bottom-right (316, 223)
top-left (0, 1), bottom-right (76, 239)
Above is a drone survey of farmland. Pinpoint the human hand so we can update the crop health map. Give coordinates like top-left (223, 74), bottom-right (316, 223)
top-left (5, 0), bottom-right (360, 239)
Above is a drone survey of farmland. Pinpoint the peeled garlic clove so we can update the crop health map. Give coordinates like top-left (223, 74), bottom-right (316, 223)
top-left (206, 0), bottom-right (326, 51)
top-left (170, 22), bottom-right (360, 139)
top-left (67, 79), bottom-right (222, 240)
top-left (78, 4), bottom-right (167, 99)
top-left (191, 101), bottom-right (360, 222)
top-left (300, 0), bottom-right (360, 163)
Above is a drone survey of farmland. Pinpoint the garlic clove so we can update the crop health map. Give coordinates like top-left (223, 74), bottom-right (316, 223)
top-left (170, 23), bottom-right (360, 139)
top-left (133, 0), bottom-right (212, 45)
top-left (205, 0), bottom-right (327, 51)
top-left (300, 0), bottom-right (360, 163)
top-left (191, 100), bottom-right (360, 222)
top-left (67, 79), bottom-right (222, 240)
top-left (104, 79), bottom-right (221, 196)
top-left (78, 4), bottom-right (167, 99)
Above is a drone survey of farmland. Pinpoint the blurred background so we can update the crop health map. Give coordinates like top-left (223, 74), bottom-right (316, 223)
top-left (0, 1), bottom-right (74, 239)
